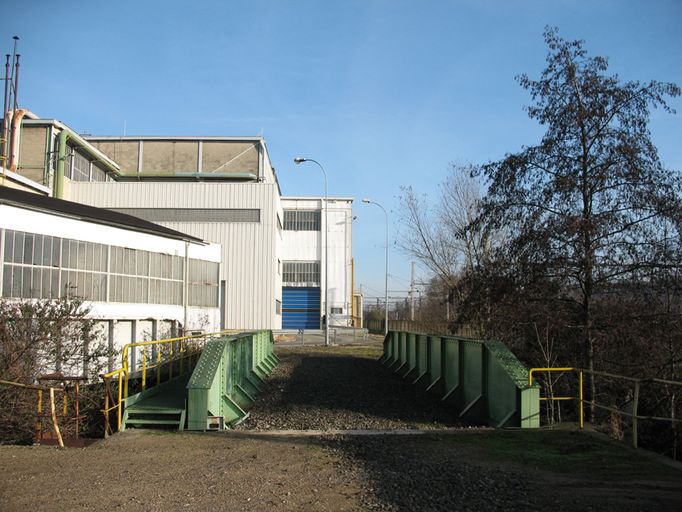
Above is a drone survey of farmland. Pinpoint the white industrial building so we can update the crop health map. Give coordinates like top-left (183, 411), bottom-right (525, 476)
top-left (1, 112), bottom-right (358, 337)
top-left (280, 197), bottom-right (355, 329)
top-left (0, 183), bottom-right (222, 370)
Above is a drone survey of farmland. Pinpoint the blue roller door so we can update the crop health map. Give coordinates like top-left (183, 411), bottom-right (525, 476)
top-left (282, 287), bottom-right (321, 329)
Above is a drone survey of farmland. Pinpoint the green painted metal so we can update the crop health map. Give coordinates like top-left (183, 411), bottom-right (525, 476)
top-left (378, 332), bottom-right (392, 365)
top-left (380, 331), bottom-right (540, 428)
top-left (410, 334), bottom-right (428, 385)
top-left (43, 125), bottom-right (52, 187)
top-left (122, 373), bottom-right (190, 431)
top-left (440, 338), bottom-right (460, 404)
top-left (55, 129), bottom-right (67, 198)
top-left (398, 333), bottom-right (417, 378)
top-left (120, 330), bottom-right (277, 432)
top-left (186, 330), bottom-right (278, 430)
top-left (116, 172), bottom-right (258, 180)
top-left (391, 332), bottom-right (408, 372)
top-left (424, 335), bottom-right (443, 392)
top-left (459, 340), bottom-right (485, 422)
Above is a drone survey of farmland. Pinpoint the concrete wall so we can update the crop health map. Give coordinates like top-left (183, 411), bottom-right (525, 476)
top-left (17, 125), bottom-right (48, 185)
top-left (87, 138), bottom-right (262, 177)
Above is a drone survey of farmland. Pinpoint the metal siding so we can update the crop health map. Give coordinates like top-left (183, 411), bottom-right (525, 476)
top-left (68, 182), bottom-right (279, 330)
top-left (282, 287), bottom-right (320, 329)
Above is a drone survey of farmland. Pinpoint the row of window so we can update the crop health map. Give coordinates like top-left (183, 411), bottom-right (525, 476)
top-left (282, 261), bottom-right (320, 285)
top-left (283, 210), bottom-right (321, 231)
top-left (63, 148), bottom-right (110, 182)
top-left (5, 230), bottom-right (184, 280)
top-left (1, 229), bottom-right (218, 307)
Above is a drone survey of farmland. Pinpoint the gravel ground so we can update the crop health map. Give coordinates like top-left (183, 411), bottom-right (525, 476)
top-left (320, 433), bottom-right (682, 512)
top-left (237, 345), bottom-right (467, 430)
top-left (1, 344), bottom-right (680, 511)
top-left (321, 434), bottom-right (536, 511)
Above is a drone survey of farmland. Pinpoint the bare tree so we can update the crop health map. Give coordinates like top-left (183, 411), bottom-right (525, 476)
top-left (477, 27), bottom-right (681, 417)
top-left (398, 163), bottom-right (498, 333)
top-left (0, 298), bottom-right (111, 443)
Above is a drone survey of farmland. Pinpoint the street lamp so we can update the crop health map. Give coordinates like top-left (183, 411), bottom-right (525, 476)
top-left (362, 198), bottom-right (389, 336)
top-left (294, 157), bottom-right (330, 347)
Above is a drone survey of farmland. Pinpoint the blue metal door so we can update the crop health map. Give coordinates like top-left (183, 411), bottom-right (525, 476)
top-left (282, 287), bottom-right (321, 329)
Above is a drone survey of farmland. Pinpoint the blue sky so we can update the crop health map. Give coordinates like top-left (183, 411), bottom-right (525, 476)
top-left (6, 0), bottom-right (682, 301)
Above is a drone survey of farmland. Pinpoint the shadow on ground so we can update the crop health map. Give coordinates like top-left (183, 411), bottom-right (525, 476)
top-left (240, 348), bottom-right (468, 430)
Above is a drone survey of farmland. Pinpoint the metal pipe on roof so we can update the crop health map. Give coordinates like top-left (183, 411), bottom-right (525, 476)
top-left (12, 54), bottom-right (19, 114)
top-left (114, 171), bottom-right (258, 180)
top-left (55, 128), bottom-right (67, 198)
top-left (52, 121), bottom-right (120, 173)
top-left (8, 108), bottom-right (28, 171)
top-left (53, 123), bottom-right (122, 198)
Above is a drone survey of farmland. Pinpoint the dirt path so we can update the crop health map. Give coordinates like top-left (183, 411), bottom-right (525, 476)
top-left (1, 429), bottom-right (680, 512)
top-left (1, 345), bottom-right (680, 511)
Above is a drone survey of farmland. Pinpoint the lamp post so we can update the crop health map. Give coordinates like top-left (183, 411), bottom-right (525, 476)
top-left (362, 198), bottom-right (389, 336)
top-left (294, 157), bottom-right (330, 347)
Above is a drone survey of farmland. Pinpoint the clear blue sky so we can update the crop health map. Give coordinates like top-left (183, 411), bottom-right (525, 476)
top-left (6, 0), bottom-right (682, 301)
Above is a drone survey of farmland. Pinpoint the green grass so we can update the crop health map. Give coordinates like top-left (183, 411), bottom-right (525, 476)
top-left (277, 344), bottom-right (384, 359)
top-left (445, 430), bottom-right (680, 481)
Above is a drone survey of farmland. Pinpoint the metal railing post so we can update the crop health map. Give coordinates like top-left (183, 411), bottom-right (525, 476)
top-left (632, 380), bottom-right (640, 449)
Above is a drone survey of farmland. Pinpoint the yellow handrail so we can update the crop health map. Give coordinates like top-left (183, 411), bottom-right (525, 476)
top-left (101, 329), bottom-right (239, 433)
top-left (529, 367), bottom-right (584, 429)
top-left (0, 379), bottom-right (66, 447)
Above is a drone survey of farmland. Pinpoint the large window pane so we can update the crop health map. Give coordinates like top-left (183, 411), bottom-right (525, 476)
top-left (33, 234), bottom-right (43, 265)
top-left (23, 233), bottom-right (34, 265)
top-left (30, 268), bottom-right (41, 298)
top-left (22, 266), bottom-right (31, 297)
top-left (42, 236), bottom-right (52, 266)
top-left (51, 269), bottom-right (59, 299)
top-left (4, 230), bottom-right (14, 263)
top-left (41, 266), bottom-right (51, 299)
top-left (3, 264), bottom-right (12, 296)
top-left (52, 237), bottom-right (61, 267)
top-left (14, 231), bottom-right (24, 264)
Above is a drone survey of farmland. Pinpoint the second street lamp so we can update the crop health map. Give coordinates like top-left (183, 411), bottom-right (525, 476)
top-left (362, 198), bottom-right (389, 336)
top-left (294, 157), bottom-right (330, 347)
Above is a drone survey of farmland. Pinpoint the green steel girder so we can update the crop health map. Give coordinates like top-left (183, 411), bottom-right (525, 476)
top-left (379, 331), bottom-right (540, 428)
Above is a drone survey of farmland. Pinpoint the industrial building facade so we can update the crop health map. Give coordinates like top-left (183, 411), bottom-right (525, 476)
top-left (0, 186), bottom-right (222, 369)
top-left (1, 113), bottom-right (356, 333)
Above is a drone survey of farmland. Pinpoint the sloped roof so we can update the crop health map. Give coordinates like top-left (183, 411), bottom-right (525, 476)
top-left (0, 187), bottom-right (204, 244)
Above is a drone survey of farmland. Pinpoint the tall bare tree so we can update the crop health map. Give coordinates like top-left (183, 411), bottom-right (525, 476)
top-left (477, 27), bottom-right (681, 416)
top-left (397, 163), bottom-right (497, 333)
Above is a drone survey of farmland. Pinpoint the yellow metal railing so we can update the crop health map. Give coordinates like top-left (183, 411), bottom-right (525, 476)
top-left (101, 329), bottom-right (239, 435)
top-left (0, 379), bottom-right (67, 448)
top-left (529, 367), bottom-right (584, 429)
top-left (530, 367), bottom-right (682, 449)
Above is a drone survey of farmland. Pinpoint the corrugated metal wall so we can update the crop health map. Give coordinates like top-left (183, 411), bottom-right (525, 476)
top-left (68, 182), bottom-right (281, 330)
top-left (282, 287), bottom-right (321, 329)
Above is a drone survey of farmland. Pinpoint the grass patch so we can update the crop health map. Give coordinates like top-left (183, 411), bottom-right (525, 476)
top-left (445, 430), bottom-right (680, 482)
top-left (278, 345), bottom-right (384, 359)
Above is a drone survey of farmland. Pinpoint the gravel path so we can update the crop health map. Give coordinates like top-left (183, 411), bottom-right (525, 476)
top-left (322, 434), bottom-right (536, 511)
top-left (238, 345), bottom-right (467, 430)
top-left (1, 344), bottom-right (679, 511)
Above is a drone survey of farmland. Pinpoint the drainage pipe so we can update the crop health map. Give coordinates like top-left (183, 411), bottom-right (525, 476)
top-left (55, 128), bottom-right (67, 198)
top-left (8, 108), bottom-right (28, 171)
